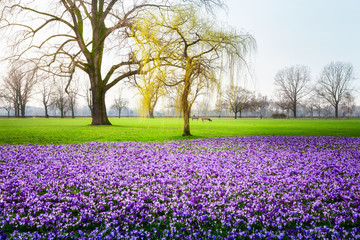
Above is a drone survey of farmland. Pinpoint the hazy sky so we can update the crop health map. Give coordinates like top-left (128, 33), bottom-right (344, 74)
top-left (217, 0), bottom-right (360, 102)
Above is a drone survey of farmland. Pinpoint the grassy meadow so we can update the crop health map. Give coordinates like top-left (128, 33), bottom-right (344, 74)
top-left (0, 117), bottom-right (359, 145)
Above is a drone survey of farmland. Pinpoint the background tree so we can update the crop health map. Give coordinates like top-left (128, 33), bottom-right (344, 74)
top-left (302, 89), bottom-right (323, 118)
top-left (213, 92), bottom-right (226, 118)
top-left (322, 104), bottom-right (334, 118)
top-left (274, 65), bottom-right (311, 118)
top-left (2, 61), bottom-right (37, 117)
top-left (252, 94), bottom-right (269, 119)
top-left (302, 98), bottom-right (316, 118)
top-left (225, 86), bottom-right (254, 119)
top-left (1, 0), bottom-right (225, 125)
top-left (133, 5), bottom-right (255, 135)
top-left (51, 79), bottom-right (69, 118)
top-left (341, 92), bottom-right (356, 117)
top-left (0, 94), bottom-right (13, 117)
top-left (38, 78), bottom-right (53, 118)
top-left (194, 95), bottom-right (211, 117)
top-left (133, 70), bottom-right (165, 118)
top-left (316, 62), bottom-right (355, 118)
top-left (164, 92), bottom-right (181, 117)
top-left (275, 95), bottom-right (292, 117)
top-left (66, 81), bottom-right (79, 118)
top-left (111, 88), bottom-right (128, 118)
top-left (84, 81), bottom-right (93, 117)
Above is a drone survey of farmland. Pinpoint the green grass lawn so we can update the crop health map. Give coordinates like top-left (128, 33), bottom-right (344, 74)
top-left (0, 117), bottom-right (359, 145)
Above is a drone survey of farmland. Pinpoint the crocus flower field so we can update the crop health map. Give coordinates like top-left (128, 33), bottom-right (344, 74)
top-left (0, 136), bottom-right (359, 239)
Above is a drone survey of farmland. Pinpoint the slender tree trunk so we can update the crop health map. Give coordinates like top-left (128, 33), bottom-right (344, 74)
top-left (118, 109), bottom-right (121, 118)
top-left (60, 107), bottom-right (64, 118)
top-left (293, 105), bottom-right (297, 118)
top-left (91, 86), bottom-right (111, 125)
top-left (71, 107), bottom-right (75, 118)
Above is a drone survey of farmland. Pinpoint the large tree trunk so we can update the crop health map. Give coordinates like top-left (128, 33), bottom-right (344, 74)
top-left (20, 104), bottom-right (26, 118)
top-left (335, 103), bottom-right (338, 118)
top-left (14, 100), bottom-right (19, 117)
top-left (234, 112), bottom-right (237, 119)
top-left (149, 108), bottom-right (154, 118)
top-left (293, 105), bottom-right (297, 118)
top-left (181, 79), bottom-right (191, 136)
top-left (44, 105), bottom-right (49, 118)
top-left (91, 86), bottom-right (111, 125)
top-left (60, 107), bottom-right (64, 118)
top-left (182, 107), bottom-right (191, 136)
top-left (71, 107), bottom-right (75, 118)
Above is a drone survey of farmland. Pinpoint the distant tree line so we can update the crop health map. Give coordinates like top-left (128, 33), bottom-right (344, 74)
top-left (1, 61), bottom-right (358, 120)
top-left (273, 62), bottom-right (356, 119)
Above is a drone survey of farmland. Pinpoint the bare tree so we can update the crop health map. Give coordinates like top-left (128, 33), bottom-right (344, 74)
top-left (0, 94), bottom-right (13, 117)
top-left (2, 61), bottom-right (37, 117)
top-left (1, 0), bottom-right (225, 126)
top-left (322, 104), bottom-right (334, 118)
top-left (164, 92), bottom-right (181, 117)
top-left (38, 78), bottom-right (53, 118)
top-left (111, 88), bottom-right (128, 118)
top-left (51, 80), bottom-right (69, 118)
top-left (275, 95), bottom-right (292, 117)
top-left (302, 98), bottom-right (316, 118)
top-left (341, 92), bottom-right (356, 117)
top-left (252, 94), bottom-right (269, 119)
top-left (213, 93), bottom-right (226, 118)
top-left (67, 82), bottom-right (79, 118)
top-left (302, 90), bottom-right (323, 118)
top-left (316, 62), bottom-right (355, 118)
top-left (225, 86), bottom-right (254, 119)
top-left (274, 65), bottom-right (311, 118)
top-left (83, 81), bottom-right (93, 117)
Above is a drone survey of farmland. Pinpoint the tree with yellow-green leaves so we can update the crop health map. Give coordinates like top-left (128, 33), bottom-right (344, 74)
top-left (133, 69), bottom-right (166, 118)
top-left (133, 5), bottom-right (256, 136)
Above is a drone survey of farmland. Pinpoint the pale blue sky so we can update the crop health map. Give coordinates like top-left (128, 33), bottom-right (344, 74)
top-left (217, 0), bottom-right (360, 102)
